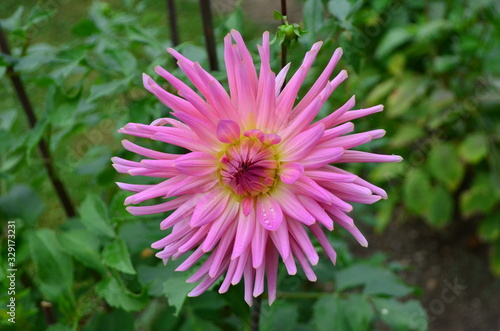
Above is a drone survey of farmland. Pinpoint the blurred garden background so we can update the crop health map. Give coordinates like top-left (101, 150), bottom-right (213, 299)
top-left (1, 0), bottom-right (499, 330)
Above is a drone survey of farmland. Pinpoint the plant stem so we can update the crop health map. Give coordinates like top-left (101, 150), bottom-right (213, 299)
top-left (199, 0), bottom-right (219, 71)
top-left (0, 23), bottom-right (76, 218)
top-left (250, 295), bottom-right (262, 331)
top-left (166, 0), bottom-right (180, 46)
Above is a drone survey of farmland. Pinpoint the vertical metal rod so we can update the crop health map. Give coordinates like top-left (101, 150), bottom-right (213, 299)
top-left (0, 23), bottom-right (76, 218)
top-left (281, 0), bottom-right (288, 69)
top-left (199, 0), bottom-right (219, 71)
top-left (166, 0), bottom-right (180, 46)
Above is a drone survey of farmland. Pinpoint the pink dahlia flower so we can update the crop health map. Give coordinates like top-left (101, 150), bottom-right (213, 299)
top-left (113, 30), bottom-right (401, 305)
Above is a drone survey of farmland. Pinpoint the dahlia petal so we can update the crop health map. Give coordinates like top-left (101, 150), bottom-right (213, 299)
top-left (280, 124), bottom-right (325, 162)
top-left (301, 147), bottom-right (344, 169)
top-left (287, 219), bottom-right (319, 265)
top-left (201, 201), bottom-right (239, 252)
top-left (209, 223), bottom-right (237, 277)
top-left (124, 178), bottom-right (175, 205)
top-left (253, 264), bottom-right (265, 297)
top-left (121, 140), bottom-right (180, 159)
top-left (279, 162), bottom-right (304, 184)
top-left (291, 239), bottom-right (317, 281)
top-left (177, 225), bottom-right (210, 253)
top-left (321, 129), bottom-right (386, 149)
top-left (319, 122), bottom-right (355, 143)
top-left (174, 152), bottom-right (218, 176)
top-left (259, 133), bottom-right (281, 145)
top-left (241, 196), bottom-right (254, 216)
top-left (173, 111), bottom-right (220, 148)
top-left (256, 194), bottom-right (283, 231)
top-left (217, 119), bottom-right (241, 144)
top-left (266, 244), bottom-right (279, 305)
top-left (353, 177), bottom-right (388, 199)
top-left (269, 219), bottom-right (291, 260)
top-left (292, 47), bottom-right (343, 116)
top-left (152, 219), bottom-right (191, 249)
top-left (231, 250), bottom-right (249, 285)
top-left (275, 63), bottom-right (291, 96)
top-left (304, 170), bottom-right (356, 183)
top-left (251, 222), bottom-right (268, 268)
top-left (297, 195), bottom-right (334, 230)
top-left (283, 252), bottom-right (297, 275)
top-left (316, 94), bottom-right (356, 129)
top-left (230, 30), bottom-right (258, 94)
top-left (116, 182), bottom-right (153, 193)
top-left (219, 258), bottom-right (238, 294)
top-left (176, 246), bottom-right (205, 271)
top-left (190, 190), bottom-right (230, 227)
top-left (336, 150), bottom-right (403, 163)
top-left (231, 209), bottom-right (256, 259)
top-left (334, 104), bottom-right (384, 125)
top-left (166, 175), bottom-right (216, 197)
top-left (277, 42), bottom-right (322, 115)
top-left (127, 195), bottom-right (190, 216)
top-left (292, 176), bottom-right (336, 204)
top-left (273, 188), bottom-right (316, 225)
top-left (309, 223), bottom-right (337, 265)
top-left (243, 261), bottom-right (254, 306)
top-left (224, 34), bottom-right (239, 104)
top-left (160, 195), bottom-right (202, 230)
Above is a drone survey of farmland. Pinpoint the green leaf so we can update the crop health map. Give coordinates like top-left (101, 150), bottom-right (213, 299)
top-left (313, 295), bottom-right (348, 331)
top-left (274, 10), bottom-right (283, 21)
top-left (72, 18), bottom-right (99, 37)
top-left (339, 30), bottom-right (361, 73)
top-left (433, 55), bottom-right (460, 73)
top-left (79, 193), bottom-right (114, 238)
top-left (426, 185), bottom-right (453, 227)
top-left (58, 229), bottom-right (105, 273)
top-left (24, 117), bottom-right (48, 156)
top-left (163, 276), bottom-right (196, 316)
top-left (327, 0), bottom-right (352, 22)
top-left (403, 169), bottom-right (432, 215)
top-left (366, 79), bottom-right (396, 105)
top-left (304, 0), bottom-right (324, 33)
top-left (261, 301), bottom-right (299, 331)
top-left (375, 27), bottom-right (414, 59)
top-left (427, 142), bottom-right (464, 190)
top-left (372, 298), bottom-right (428, 331)
top-left (179, 313), bottom-right (219, 331)
top-left (459, 133), bottom-right (488, 164)
top-left (336, 264), bottom-right (413, 297)
top-left (0, 185), bottom-right (44, 225)
top-left (87, 79), bottom-right (128, 103)
top-left (28, 229), bottom-right (75, 312)
top-left (102, 238), bottom-right (136, 275)
top-left (387, 76), bottom-right (428, 118)
top-left (478, 214), bottom-right (500, 242)
top-left (0, 7), bottom-right (24, 31)
top-left (96, 277), bottom-right (147, 312)
top-left (460, 174), bottom-right (498, 216)
top-left (390, 125), bottom-right (425, 148)
top-left (343, 294), bottom-right (376, 331)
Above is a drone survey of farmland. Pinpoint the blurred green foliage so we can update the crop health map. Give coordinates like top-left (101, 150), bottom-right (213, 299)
top-left (0, 0), bottom-right (499, 330)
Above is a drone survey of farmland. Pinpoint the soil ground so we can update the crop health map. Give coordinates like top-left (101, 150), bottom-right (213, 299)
top-left (354, 219), bottom-right (500, 331)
